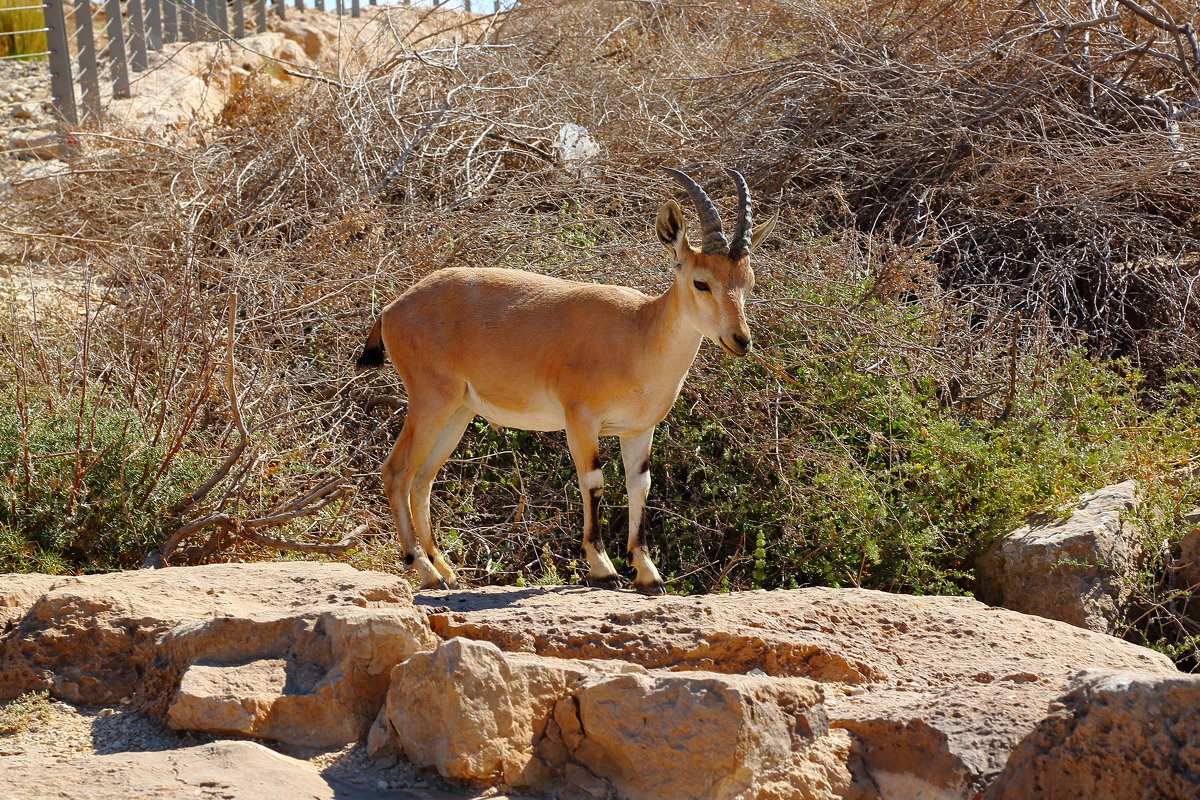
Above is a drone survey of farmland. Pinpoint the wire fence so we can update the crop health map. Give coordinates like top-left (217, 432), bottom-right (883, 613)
top-left (0, 0), bottom-right (504, 125)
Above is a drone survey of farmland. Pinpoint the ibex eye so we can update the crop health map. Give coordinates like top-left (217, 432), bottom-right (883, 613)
top-left (693, 280), bottom-right (711, 292)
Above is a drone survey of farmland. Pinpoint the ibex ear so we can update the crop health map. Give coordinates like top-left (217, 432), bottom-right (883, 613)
top-left (749, 211), bottom-right (779, 252)
top-left (656, 200), bottom-right (690, 266)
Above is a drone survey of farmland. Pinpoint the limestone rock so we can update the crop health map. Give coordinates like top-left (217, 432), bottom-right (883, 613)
top-left (276, 19), bottom-right (332, 60)
top-left (0, 573), bottom-right (59, 630)
top-left (161, 606), bottom-right (439, 747)
top-left (377, 637), bottom-right (597, 786)
top-left (267, 7), bottom-right (489, 69)
top-left (553, 122), bottom-right (601, 171)
top-left (3, 562), bottom-right (1190, 799)
top-left (273, 36), bottom-right (310, 66)
top-left (976, 481), bottom-right (1141, 634)
top-left (419, 584), bottom-right (1175, 798)
top-left (103, 33), bottom-right (310, 128)
top-left (985, 670), bottom-right (1200, 799)
top-left (574, 670), bottom-right (863, 800)
top-left (108, 72), bottom-right (224, 127)
top-left (374, 637), bottom-right (865, 800)
top-left (0, 562), bottom-right (416, 704)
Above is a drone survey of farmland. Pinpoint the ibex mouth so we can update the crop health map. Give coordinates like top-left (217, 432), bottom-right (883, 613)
top-left (719, 337), bottom-right (750, 357)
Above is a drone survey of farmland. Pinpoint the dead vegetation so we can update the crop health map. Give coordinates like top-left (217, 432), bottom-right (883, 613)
top-left (0, 1), bottom-right (1197, 636)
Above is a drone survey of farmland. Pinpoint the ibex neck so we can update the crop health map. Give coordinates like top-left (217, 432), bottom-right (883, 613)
top-left (643, 279), bottom-right (704, 375)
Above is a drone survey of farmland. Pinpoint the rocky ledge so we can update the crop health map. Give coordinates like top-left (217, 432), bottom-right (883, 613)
top-left (1, 563), bottom-right (1196, 799)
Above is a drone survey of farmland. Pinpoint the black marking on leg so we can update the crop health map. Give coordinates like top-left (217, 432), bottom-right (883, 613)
top-left (639, 458), bottom-right (650, 474)
top-left (591, 454), bottom-right (603, 472)
top-left (633, 506), bottom-right (648, 551)
top-left (404, 553), bottom-right (415, 566)
top-left (585, 486), bottom-right (605, 552)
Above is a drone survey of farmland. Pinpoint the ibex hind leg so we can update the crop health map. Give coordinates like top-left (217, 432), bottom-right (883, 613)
top-left (381, 388), bottom-right (464, 590)
top-left (410, 406), bottom-right (474, 589)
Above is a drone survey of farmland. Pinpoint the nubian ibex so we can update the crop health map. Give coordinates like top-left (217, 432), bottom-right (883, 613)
top-left (357, 167), bottom-right (777, 594)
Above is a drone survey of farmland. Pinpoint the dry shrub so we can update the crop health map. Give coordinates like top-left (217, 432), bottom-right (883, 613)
top-left (1, 0), bottom-right (1198, 590)
top-left (700, 0), bottom-right (1200, 373)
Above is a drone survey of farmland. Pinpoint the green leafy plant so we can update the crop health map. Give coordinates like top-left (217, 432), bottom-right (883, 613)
top-left (0, 391), bottom-right (205, 573)
top-left (0, 691), bottom-right (51, 736)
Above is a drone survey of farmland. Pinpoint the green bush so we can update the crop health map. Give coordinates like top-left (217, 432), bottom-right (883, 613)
top-left (644, 292), bottom-right (1197, 596)
top-left (0, 690), bottom-right (51, 735)
top-left (0, 393), bottom-right (204, 573)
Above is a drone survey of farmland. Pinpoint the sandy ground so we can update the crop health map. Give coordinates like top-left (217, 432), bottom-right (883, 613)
top-left (0, 694), bottom-right (524, 799)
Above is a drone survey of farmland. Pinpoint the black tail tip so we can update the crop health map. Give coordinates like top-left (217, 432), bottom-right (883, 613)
top-left (356, 345), bottom-right (386, 370)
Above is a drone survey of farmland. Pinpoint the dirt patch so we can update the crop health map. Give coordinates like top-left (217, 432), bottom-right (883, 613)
top-left (0, 692), bottom-right (522, 799)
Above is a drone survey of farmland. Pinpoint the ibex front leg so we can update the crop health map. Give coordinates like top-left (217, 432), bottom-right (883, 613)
top-left (621, 428), bottom-right (665, 595)
top-left (566, 412), bottom-right (621, 587)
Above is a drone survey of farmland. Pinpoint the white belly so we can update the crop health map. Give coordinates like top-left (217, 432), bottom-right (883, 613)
top-left (464, 377), bottom-right (682, 437)
top-left (466, 385), bottom-right (567, 432)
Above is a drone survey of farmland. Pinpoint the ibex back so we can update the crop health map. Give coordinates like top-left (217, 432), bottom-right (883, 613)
top-left (357, 167), bottom-right (777, 594)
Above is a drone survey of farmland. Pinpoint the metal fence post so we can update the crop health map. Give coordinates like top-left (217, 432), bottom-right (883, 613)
top-left (233, 0), bottom-right (244, 37)
top-left (294, 0), bottom-right (304, 11)
top-left (192, 0), bottom-right (206, 40)
top-left (216, 0), bottom-right (228, 36)
top-left (145, 0), bottom-right (163, 50)
top-left (73, 0), bottom-right (101, 120)
top-left (273, 0), bottom-right (284, 21)
top-left (128, 0), bottom-right (149, 71)
top-left (103, 0), bottom-right (131, 97)
top-left (43, 0), bottom-right (78, 124)
top-left (191, 0), bottom-right (203, 40)
top-left (176, 0), bottom-right (190, 40)
top-left (163, 0), bottom-right (178, 42)
top-left (351, 0), bottom-right (359, 18)
top-left (256, 0), bottom-right (266, 33)
top-left (315, 0), bottom-right (323, 11)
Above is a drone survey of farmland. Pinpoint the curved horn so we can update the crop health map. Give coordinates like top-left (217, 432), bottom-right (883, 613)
top-left (661, 167), bottom-right (728, 255)
top-left (725, 168), bottom-right (752, 260)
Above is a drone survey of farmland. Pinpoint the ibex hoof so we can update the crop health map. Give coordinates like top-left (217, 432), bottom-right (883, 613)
top-left (634, 580), bottom-right (666, 596)
top-left (420, 578), bottom-right (451, 591)
top-left (583, 573), bottom-right (626, 589)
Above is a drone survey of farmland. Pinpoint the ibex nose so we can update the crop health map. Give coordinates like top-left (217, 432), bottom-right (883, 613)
top-left (732, 333), bottom-right (751, 353)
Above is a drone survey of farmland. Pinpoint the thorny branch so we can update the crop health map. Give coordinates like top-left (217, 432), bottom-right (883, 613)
top-left (142, 294), bottom-right (360, 568)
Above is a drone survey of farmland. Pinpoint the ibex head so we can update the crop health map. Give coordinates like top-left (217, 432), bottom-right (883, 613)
top-left (656, 167), bottom-right (778, 356)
